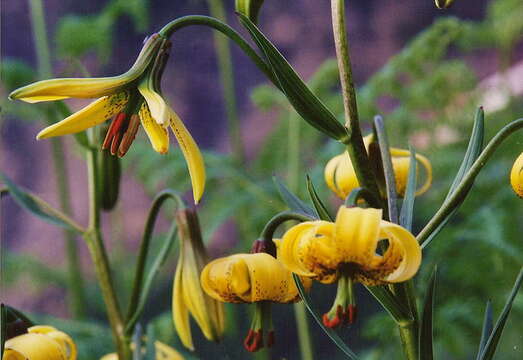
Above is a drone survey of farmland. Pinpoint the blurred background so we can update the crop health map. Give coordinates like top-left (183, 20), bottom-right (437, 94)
top-left (1, 0), bottom-right (522, 359)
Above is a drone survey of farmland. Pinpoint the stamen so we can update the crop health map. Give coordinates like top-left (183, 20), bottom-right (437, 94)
top-left (102, 112), bottom-right (128, 154)
top-left (118, 114), bottom-right (141, 157)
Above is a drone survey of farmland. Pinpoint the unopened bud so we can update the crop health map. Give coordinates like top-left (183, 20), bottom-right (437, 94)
top-left (235, 0), bottom-right (265, 24)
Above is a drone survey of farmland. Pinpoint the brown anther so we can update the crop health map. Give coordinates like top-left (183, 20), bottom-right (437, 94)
top-left (118, 114), bottom-right (141, 157)
top-left (347, 304), bottom-right (357, 324)
top-left (244, 330), bottom-right (264, 352)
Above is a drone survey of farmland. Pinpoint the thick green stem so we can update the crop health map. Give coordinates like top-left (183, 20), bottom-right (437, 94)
top-left (207, 0), bottom-right (245, 164)
top-left (28, 0), bottom-right (87, 318)
top-left (85, 131), bottom-right (130, 359)
top-left (398, 321), bottom-right (419, 360)
top-left (330, 0), bottom-right (380, 198)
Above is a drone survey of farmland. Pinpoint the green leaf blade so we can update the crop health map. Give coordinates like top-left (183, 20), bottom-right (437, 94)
top-left (274, 176), bottom-right (317, 218)
top-left (419, 267), bottom-right (437, 360)
top-left (306, 175), bottom-right (333, 221)
top-left (399, 147), bottom-right (417, 231)
top-left (478, 268), bottom-right (523, 360)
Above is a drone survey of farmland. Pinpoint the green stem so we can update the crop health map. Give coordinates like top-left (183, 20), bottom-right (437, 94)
top-left (85, 130), bottom-right (130, 359)
top-left (286, 111), bottom-right (314, 360)
top-left (330, 0), bottom-right (380, 198)
top-left (418, 118), bottom-right (523, 247)
top-left (125, 190), bottom-right (184, 332)
top-left (158, 15), bottom-right (278, 86)
top-left (28, 0), bottom-right (87, 318)
top-left (398, 321), bottom-right (419, 360)
top-left (207, 0), bottom-right (245, 164)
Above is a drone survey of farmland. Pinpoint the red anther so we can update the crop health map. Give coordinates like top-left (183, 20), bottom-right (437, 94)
top-left (347, 304), bottom-right (357, 324)
top-left (266, 330), bottom-right (275, 348)
top-left (243, 329), bottom-right (255, 351)
top-left (244, 330), bottom-right (264, 352)
top-left (102, 113), bottom-right (127, 150)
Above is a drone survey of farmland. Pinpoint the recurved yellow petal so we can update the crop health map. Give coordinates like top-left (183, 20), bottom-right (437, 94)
top-left (335, 207), bottom-right (382, 264)
top-left (201, 253), bottom-right (306, 304)
top-left (137, 86), bottom-right (170, 125)
top-left (379, 221), bottom-right (422, 283)
top-left (169, 110), bottom-right (206, 204)
top-left (4, 326), bottom-right (76, 360)
top-left (510, 152), bottom-right (523, 198)
top-left (139, 103), bottom-right (169, 154)
top-left (390, 148), bottom-right (432, 196)
top-left (280, 221), bottom-right (339, 283)
top-left (36, 92), bottom-right (129, 139)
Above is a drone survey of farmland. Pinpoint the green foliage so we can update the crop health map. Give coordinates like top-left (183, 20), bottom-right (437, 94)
top-left (55, 0), bottom-right (149, 63)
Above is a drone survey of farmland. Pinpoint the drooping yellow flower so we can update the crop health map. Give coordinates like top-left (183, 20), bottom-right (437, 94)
top-left (201, 252), bottom-right (311, 352)
top-left (172, 208), bottom-right (224, 351)
top-left (201, 253), bottom-right (308, 304)
top-left (511, 152), bottom-right (523, 198)
top-left (2, 325), bottom-right (77, 360)
top-left (280, 206), bottom-right (422, 286)
top-left (99, 341), bottom-right (184, 360)
top-left (8, 34), bottom-right (205, 203)
top-left (325, 135), bottom-right (432, 199)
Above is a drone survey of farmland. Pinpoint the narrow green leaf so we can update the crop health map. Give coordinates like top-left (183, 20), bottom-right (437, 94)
top-left (476, 300), bottom-right (493, 360)
top-left (365, 285), bottom-right (412, 324)
top-left (306, 175), bottom-right (333, 221)
top-left (1, 304), bottom-right (34, 356)
top-left (478, 268), bottom-right (523, 360)
top-left (419, 267), bottom-right (437, 360)
top-left (273, 176), bottom-right (317, 218)
top-left (238, 14), bottom-right (348, 142)
top-left (293, 275), bottom-right (359, 359)
top-left (374, 115), bottom-right (399, 223)
top-left (399, 147), bottom-right (417, 231)
top-left (421, 107), bottom-right (484, 247)
top-left (125, 224), bottom-right (177, 334)
top-left (0, 172), bottom-right (77, 231)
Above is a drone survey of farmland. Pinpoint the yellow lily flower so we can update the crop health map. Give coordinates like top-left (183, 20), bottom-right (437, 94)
top-left (280, 206), bottom-right (421, 328)
top-left (99, 341), bottom-right (184, 360)
top-left (172, 208), bottom-right (224, 351)
top-left (8, 34), bottom-right (205, 203)
top-left (201, 252), bottom-right (311, 351)
top-left (511, 152), bottom-right (523, 198)
top-left (325, 135), bottom-right (432, 199)
top-left (3, 325), bottom-right (77, 360)
top-left (201, 253), bottom-right (308, 304)
top-left (280, 206), bottom-right (422, 286)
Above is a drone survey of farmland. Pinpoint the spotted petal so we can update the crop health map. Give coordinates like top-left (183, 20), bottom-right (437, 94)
top-left (36, 92), bottom-right (129, 139)
top-left (201, 253), bottom-right (306, 303)
top-left (169, 109), bottom-right (206, 204)
top-left (139, 102), bottom-right (169, 154)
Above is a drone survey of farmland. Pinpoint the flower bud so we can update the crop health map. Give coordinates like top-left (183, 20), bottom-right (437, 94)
top-left (235, 0), bottom-right (265, 24)
top-left (510, 152), bottom-right (523, 198)
top-left (435, 0), bottom-right (455, 9)
top-left (172, 208), bottom-right (225, 350)
top-left (3, 325), bottom-right (77, 360)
